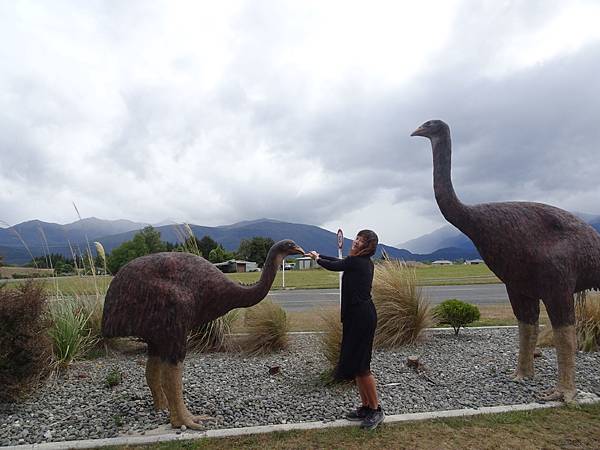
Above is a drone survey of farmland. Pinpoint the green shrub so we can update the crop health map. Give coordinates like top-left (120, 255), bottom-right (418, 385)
top-left (372, 259), bottom-right (433, 348)
top-left (435, 299), bottom-right (480, 335)
top-left (105, 366), bottom-right (123, 387)
top-left (0, 282), bottom-right (52, 402)
top-left (188, 310), bottom-right (239, 353)
top-left (47, 295), bottom-right (99, 368)
top-left (242, 300), bottom-right (289, 355)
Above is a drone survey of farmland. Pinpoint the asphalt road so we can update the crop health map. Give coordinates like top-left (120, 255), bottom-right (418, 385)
top-left (268, 284), bottom-right (509, 311)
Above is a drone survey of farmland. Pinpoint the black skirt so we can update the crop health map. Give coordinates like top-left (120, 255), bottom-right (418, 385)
top-left (334, 300), bottom-right (377, 381)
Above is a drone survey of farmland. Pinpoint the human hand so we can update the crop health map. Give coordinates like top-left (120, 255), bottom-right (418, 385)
top-left (305, 251), bottom-right (319, 260)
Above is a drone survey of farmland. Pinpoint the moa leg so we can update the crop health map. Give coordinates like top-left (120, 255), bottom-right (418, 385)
top-left (145, 355), bottom-right (168, 411)
top-left (541, 290), bottom-right (577, 402)
top-left (161, 361), bottom-right (211, 429)
top-left (506, 287), bottom-right (540, 380)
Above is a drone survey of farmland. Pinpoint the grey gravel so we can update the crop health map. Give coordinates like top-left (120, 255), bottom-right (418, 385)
top-left (2, 328), bottom-right (600, 446)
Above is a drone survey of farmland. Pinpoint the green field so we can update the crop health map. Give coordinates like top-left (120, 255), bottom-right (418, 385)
top-left (229, 264), bottom-right (500, 288)
top-left (0, 264), bottom-right (500, 294)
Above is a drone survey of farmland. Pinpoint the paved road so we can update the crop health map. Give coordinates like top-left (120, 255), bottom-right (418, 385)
top-left (268, 284), bottom-right (509, 311)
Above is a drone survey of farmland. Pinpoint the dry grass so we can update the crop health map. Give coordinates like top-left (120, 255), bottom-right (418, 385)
top-left (538, 292), bottom-right (600, 351)
top-left (188, 310), bottom-right (240, 353)
top-left (134, 403), bottom-right (600, 450)
top-left (372, 259), bottom-right (433, 348)
top-left (0, 282), bottom-right (52, 402)
top-left (242, 300), bottom-right (290, 355)
top-left (576, 292), bottom-right (600, 352)
top-left (319, 309), bottom-right (342, 367)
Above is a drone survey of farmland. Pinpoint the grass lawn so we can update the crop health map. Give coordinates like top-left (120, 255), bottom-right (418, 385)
top-left (124, 402), bottom-right (600, 450)
top-left (0, 264), bottom-right (500, 293)
top-left (228, 264), bottom-right (500, 289)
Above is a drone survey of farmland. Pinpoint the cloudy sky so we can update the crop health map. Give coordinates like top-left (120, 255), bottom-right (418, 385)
top-left (2, 0), bottom-right (600, 246)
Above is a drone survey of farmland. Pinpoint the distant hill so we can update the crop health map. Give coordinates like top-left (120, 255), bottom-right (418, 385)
top-left (93, 219), bottom-right (417, 260)
top-left (0, 217), bottom-right (468, 265)
top-left (4, 213), bottom-right (597, 266)
top-left (0, 218), bottom-right (148, 264)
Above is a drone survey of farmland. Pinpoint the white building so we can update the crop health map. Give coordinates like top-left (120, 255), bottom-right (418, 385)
top-left (431, 260), bottom-right (453, 266)
top-left (465, 259), bottom-right (484, 265)
top-left (295, 257), bottom-right (318, 270)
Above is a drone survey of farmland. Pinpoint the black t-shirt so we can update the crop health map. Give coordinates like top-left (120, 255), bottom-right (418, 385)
top-left (317, 254), bottom-right (374, 321)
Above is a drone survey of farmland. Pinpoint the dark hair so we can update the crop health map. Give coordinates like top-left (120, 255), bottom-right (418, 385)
top-left (351, 229), bottom-right (378, 257)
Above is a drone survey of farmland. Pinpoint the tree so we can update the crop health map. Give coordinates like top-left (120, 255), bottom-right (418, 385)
top-left (138, 226), bottom-right (167, 254)
top-left (237, 237), bottom-right (275, 267)
top-left (107, 226), bottom-right (166, 274)
top-left (208, 245), bottom-right (234, 263)
top-left (198, 235), bottom-right (218, 259)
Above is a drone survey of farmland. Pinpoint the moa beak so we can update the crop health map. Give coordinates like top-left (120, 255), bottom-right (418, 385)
top-left (293, 245), bottom-right (305, 255)
top-left (410, 126), bottom-right (426, 137)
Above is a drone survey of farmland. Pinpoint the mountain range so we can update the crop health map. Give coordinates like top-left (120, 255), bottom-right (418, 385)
top-left (2, 213), bottom-right (599, 266)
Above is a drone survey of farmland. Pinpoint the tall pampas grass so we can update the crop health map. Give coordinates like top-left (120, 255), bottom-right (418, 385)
top-left (188, 310), bottom-right (239, 353)
top-left (537, 291), bottom-right (600, 352)
top-left (372, 258), bottom-right (433, 348)
top-left (242, 300), bottom-right (289, 355)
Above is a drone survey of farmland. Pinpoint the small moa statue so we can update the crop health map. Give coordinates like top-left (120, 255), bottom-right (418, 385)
top-left (101, 239), bottom-right (305, 429)
top-left (412, 119), bottom-right (600, 402)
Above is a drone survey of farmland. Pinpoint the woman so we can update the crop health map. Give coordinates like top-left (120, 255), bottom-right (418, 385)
top-left (306, 229), bottom-right (384, 430)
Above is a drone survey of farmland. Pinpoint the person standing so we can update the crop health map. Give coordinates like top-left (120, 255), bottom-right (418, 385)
top-left (306, 229), bottom-right (384, 430)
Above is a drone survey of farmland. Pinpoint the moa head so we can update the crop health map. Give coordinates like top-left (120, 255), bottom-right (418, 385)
top-left (410, 119), bottom-right (449, 139)
top-left (272, 239), bottom-right (305, 256)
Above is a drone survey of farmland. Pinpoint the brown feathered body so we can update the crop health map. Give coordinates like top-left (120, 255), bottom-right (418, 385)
top-left (457, 202), bottom-right (600, 323)
top-left (101, 250), bottom-right (276, 363)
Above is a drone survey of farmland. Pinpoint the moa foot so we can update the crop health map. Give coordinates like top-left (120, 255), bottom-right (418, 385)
top-left (170, 413), bottom-right (214, 430)
top-left (540, 387), bottom-right (577, 403)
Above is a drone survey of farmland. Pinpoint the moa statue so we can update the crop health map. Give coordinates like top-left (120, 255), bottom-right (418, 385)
top-left (411, 119), bottom-right (600, 402)
top-left (101, 239), bottom-right (305, 429)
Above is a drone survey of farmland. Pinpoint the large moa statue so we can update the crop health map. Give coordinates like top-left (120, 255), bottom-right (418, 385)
top-left (101, 239), bottom-right (305, 429)
top-left (411, 120), bottom-right (600, 402)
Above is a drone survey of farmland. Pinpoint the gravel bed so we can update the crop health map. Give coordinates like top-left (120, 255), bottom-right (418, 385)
top-left (2, 328), bottom-right (600, 446)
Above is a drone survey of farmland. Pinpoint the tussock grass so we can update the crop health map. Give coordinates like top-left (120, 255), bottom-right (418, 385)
top-left (188, 310), bottom-right (239, 353)
top-left (0, 282), bottom-right (52, 402)
top-left (537, 292), bottom-right (600, 351)
top-left (372, 259), bottom-right (433, 348)
top-left (47, 295), bottom-right (99, 369)
top-left (242, 300), bottom-right (289, 355)
top-left (318, 309), bottom-right (343, 383)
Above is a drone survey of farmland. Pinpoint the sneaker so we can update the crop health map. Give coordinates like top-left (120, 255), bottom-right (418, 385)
top-left (345, 405), bottom-right (370, 421)
top-left (360, 406), bottom-right (385, 430)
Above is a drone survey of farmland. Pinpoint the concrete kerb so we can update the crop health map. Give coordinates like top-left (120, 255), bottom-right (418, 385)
top-left (4, 393), bottom-right (599, 450)
top-left (242, 325), bottom-right (521, 337)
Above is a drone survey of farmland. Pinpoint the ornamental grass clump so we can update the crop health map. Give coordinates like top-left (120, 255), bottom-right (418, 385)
top-left (538, 291), bottom-right (600, 352)
top-left (47, 294), bottom-right (99, 369)
top-left (372, 258), bottom-right (433, 347)
top-left (188, 310), bottom-right (239, 353)
top-left (242, 300), bottom-right (289, 355)
top-left (0, 282), bottom-right (52, 402)
top-left (434, 299), bottom-right (480, 336)
top-left (318, 309), bottom-right (343, 384)
top-left (577, 293), bottom-right (600, 352)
